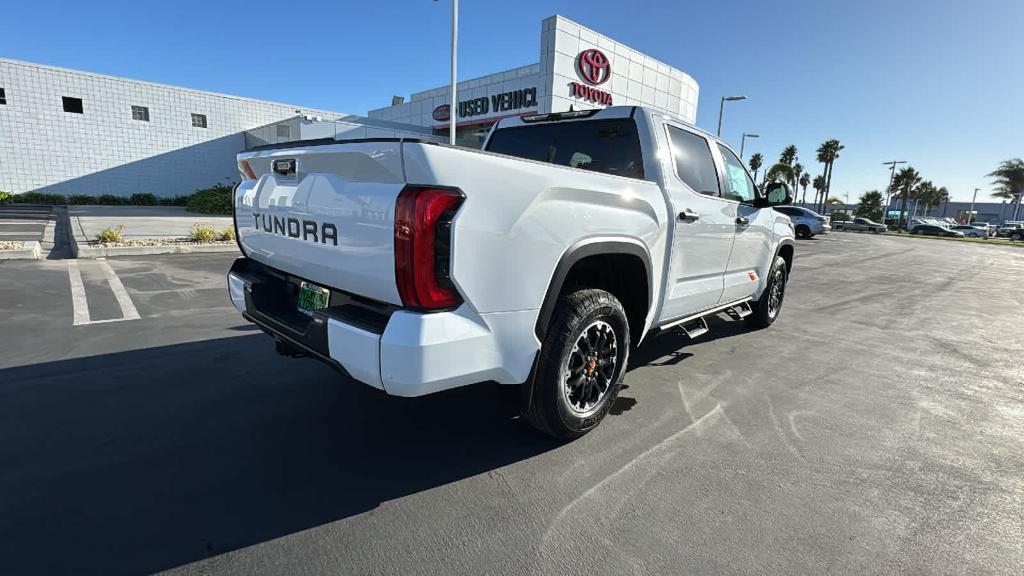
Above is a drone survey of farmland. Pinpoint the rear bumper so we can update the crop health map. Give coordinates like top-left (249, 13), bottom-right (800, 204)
top-left (228, 258), bottom-right (539, 397)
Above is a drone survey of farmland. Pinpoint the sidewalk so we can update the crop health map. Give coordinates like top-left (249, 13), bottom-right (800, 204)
top-left (68, 206), bottom-right (238, 258)
top-left (0, 205), bottom-right (51, 260)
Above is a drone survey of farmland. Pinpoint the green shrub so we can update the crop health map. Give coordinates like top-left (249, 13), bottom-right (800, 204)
top-left (186, 183), bottom-right (234, 215)
top-left (0, 191), bottom-right (12, 205)
top-left (129, 193), bottom-right (158, 206)
top-left (68, 194), bottom-right (98, 205)
top-left (95, 225), bottom-right (126, 244)
top-left (219, 226), bottom-right (236, 241)
top-left (189, 222), bottom-right (219, 243)
top-left (12, 192), bottom-right (66, 205)
top-left (97, 194), bottom-right (128, 205)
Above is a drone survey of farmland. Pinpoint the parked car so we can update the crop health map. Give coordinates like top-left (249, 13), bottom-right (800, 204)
top-left (836, 217), bottom-right (887, 233)
top-left (910, 224), bottom-right (965, 237)
top-left (969, 222), bottom-right (998, 237)
top-left (227, 106), bottom-right (796, 439)
top-left (950, 224), bottom-right (988, 238)
top-left (997, 222), bottom-right (1024, 241)
top-left (773, 206), bottom-right (831, 238)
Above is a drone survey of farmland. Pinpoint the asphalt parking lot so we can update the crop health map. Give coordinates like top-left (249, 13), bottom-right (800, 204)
top-left (1, 233), bottom-right (1022, 575)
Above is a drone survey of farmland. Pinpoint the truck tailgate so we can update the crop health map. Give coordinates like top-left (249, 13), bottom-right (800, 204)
top-left (234, 141), bottom-right (407, 306)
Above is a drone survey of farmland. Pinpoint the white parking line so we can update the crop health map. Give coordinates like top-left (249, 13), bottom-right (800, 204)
top-left (66, 259), bottom-right (141, 326)
top-left (67, 260), bottom-right (92, 326)
top-left (97, 259), bottom-right (141, 321)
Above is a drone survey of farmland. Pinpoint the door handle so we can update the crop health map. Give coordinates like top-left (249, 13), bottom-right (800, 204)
top-left (678, 210), bottom-right (700, 222)
top-left (735, 216), bottom-right (749, 226)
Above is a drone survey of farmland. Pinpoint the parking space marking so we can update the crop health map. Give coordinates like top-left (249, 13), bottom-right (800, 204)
top-left (98, 259), bottom-right (141, 321)
top-left (67, 260), bottom-right (92, 326)
top-left (67, 259), bottom-right (141, 325)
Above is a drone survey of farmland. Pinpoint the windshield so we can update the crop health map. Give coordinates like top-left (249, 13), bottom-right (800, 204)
top-left (486, 119), bottom-right (645, 179)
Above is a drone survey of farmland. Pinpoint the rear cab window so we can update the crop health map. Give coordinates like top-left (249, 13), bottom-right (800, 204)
top-left (485, 119), bottom-right (645, 179)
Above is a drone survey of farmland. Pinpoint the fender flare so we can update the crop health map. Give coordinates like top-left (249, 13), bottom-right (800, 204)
top-left (775, 238), bottom-right (795, 271)
top-left (534, 237), bottom-right (653, 341)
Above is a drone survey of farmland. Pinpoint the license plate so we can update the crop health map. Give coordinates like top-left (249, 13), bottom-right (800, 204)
top-left (297, 281), bottom-right (330, 316)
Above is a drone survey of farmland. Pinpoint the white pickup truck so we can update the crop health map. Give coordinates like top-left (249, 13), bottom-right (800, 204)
top-left (228, 106), bottom-right (795, 438)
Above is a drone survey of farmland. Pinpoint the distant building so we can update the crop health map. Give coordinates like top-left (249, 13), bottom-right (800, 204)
top-left (0, 58), bottom-right (431, 197)
top-left (368, 15), bottom-right (700, 146)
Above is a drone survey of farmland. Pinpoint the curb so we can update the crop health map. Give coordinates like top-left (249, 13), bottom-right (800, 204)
top-left (0, 241), bottom-right (42, 260)
top-left (72, 242), bottom-right (239, 258)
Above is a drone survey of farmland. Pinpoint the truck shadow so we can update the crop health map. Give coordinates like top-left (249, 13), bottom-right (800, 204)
top-left (0, 334), bottom-right (559, 575)
top-left (629, 314), bottom-right (751, 370)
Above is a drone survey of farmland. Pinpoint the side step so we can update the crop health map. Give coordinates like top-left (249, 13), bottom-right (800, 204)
top-left (731, 301), bottom-right (753, 319)
top-left (676, 316), bottom-right (709, 339)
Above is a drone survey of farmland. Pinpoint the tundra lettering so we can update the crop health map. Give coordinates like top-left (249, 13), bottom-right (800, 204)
top-left (230, 106), bottom-right (795, 439)
top-left (252, 212), bottom-right (337, 245)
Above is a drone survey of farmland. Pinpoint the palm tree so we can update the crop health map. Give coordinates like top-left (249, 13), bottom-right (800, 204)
top-left (812, 175), bottom-right (826, 210)
top-left (892, 166), bottom-right (921, 230)
top-left (988, 159), bottom-right (1024, 220)
top-left (779, 145), bottom-right (798, 167)
top-left (815, 139), bottom-right (844, 212)
top-left (937, 186), bottom-right (950, 217)
top-left (854, 190), bottom-right (884, 221)
top-left (799, 172), bottom-right (811, 205)
top-left (912, 181), bottom-right (935, 217)
top-left (765, 162), bottom-right (796, 185)
top-left (793, 162), bottom-right (804, 198)
top-left (748, 153), bottom-right (764, 184)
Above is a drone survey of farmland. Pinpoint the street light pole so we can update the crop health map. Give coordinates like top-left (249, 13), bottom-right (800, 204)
top-left (449, 0), bottom-right (458, 146)
top-left (717, 95), bottom-right (747, 137)
top-left (967, 187), bottom-right (978, 224)
top-left (882, 160), bottom-right (906, 226)
top-left (739, 133), bottom-right (759, 159)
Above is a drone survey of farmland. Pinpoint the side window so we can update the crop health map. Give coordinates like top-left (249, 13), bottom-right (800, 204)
top-left (716, 144), bottom-right (757, 202)
top-left (666, 126), bottom-right (719, 196)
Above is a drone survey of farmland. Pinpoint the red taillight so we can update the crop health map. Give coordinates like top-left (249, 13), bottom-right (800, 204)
top-left (238, 159), bottom-right (256, 180)
top-left (394, 186), bottom-right (464, 310)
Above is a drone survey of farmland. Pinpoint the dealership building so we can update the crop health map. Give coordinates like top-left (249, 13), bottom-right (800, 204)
top-left (369, 15), bottom-right (700, 146)
top-left (0, 15), bottom-right (698, 197)
top-left (0, 59), bottom-right (431, 197)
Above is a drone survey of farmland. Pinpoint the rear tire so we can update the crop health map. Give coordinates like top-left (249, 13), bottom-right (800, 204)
top-left (795, 225), bottom-right (811, 239)
top-left (747, 255), bottom-right (788, 329)
top-left (1012, 232), bottom-right (1023, 242)
top-left (523, 289), bottom-right (629, 439)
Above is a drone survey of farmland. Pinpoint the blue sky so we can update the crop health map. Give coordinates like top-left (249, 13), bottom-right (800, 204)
top-left (2, 0), bottom-right (1020, 201)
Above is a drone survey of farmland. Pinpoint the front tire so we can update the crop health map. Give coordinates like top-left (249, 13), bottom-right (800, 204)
top-left (747, 255), bottom-right (788, 329)
top-left (524, 289), bottom-right (630, 439)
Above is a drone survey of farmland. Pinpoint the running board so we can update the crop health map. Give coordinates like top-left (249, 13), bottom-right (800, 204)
top-left (658, 297), bottom-right (754, 332)
top-left (677, 317), bottom-right (709, 339)
top-left (731, 301), bottom-right (753, 319)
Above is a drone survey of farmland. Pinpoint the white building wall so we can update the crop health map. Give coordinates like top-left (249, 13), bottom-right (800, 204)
top-left (0, 58), bottom-right (347, 197)
top-left (540, 15), bottom-right (699, 121)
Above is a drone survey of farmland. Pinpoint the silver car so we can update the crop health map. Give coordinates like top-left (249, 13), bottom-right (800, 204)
top-left (773, 206), bottom-right (831, 238)
top-left (950, 224), bottom-right (988, 238)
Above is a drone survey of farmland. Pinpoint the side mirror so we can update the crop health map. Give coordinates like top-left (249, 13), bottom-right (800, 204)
top-left (761, 182), bottom-right (794, 207)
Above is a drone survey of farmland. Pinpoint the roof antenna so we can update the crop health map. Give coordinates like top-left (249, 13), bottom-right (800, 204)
top-left (569, 104), bottom-right (574, 112)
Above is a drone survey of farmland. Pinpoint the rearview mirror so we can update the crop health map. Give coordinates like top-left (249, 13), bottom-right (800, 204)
top-left (761, 182), bottom-right (794, 207)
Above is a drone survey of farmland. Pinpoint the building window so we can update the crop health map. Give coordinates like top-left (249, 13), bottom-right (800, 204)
top-left (131, 105), bottom-right (150, 121)
top-left (191, 113), bottom-right (207, 128)
top-left (0, 88), bottom-right (6, 105)
top-left (276, 124), bottom-right (291, 138)
top-left (62, 96), bottom-right (84, 114)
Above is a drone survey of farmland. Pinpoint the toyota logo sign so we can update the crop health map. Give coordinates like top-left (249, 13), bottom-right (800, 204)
top-left (432, 104), bottom-right (451, 122)
top-left (577, 49), bottom-right (611, 85)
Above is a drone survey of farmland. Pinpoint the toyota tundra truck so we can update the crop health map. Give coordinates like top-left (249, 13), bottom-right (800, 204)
top-left (227, 106), bottom-right (795, 438)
